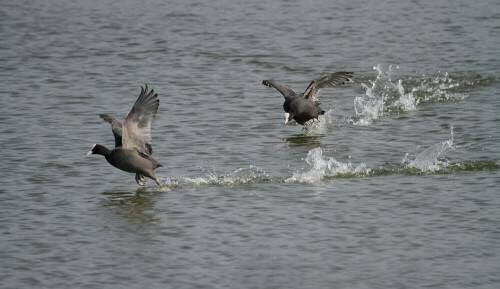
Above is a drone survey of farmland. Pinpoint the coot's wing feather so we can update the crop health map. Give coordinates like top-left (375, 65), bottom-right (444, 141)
top-left (99, 114), bottom-right (123, 148)
top-left (303, 72), bottom-right (353, 102)
top-left (122, 84), bottom-right (159, 155)
top-left (262, 80), bottom-right (296, 98)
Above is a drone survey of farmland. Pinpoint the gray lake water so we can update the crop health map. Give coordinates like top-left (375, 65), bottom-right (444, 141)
top-left (1, 0), bottom-right (500, 288)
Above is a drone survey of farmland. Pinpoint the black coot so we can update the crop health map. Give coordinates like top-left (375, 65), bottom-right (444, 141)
top-left (87, 85), bottom-right (163, 187)
top-left (262, 72), bottom-right (353, 130)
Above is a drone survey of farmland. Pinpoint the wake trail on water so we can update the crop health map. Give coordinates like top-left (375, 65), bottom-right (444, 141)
top-left (155, 128), bottom-right (499, 188)
top-left (160, 165), bottom-right (272, 188)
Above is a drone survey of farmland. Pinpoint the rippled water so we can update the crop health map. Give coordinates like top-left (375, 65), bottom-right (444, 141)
top-left (1, 0), bottom-right (500, 288)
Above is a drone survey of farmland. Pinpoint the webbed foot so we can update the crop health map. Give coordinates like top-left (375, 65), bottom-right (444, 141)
top-left (302, 120), bottom-right (314, 132)
top-left (135, 173), bottom-right (147, 186)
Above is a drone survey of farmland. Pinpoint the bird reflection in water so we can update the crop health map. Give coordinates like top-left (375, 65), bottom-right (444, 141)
top-left (100, 188), bottom-right (160, 230)
top-left (283, 134), bottom-right (322, 147)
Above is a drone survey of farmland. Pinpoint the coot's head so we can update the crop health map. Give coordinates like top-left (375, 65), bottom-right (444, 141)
top-left (86, 144), bottom-right (110, 156)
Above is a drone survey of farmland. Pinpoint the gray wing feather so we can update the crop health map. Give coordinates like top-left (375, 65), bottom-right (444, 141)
top-left (262, 80), bottom-right (296, 98)
top-left (99, 114), bottom-right (123, 148)
top-left (122, 84), bottom-right (159, 155)
top-left (303, 72), bottom-right (353, 102)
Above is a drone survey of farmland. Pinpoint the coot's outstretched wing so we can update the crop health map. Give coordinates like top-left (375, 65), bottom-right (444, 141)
top-left (122, 84), bottom-right (159, 155)
top-left (99, 114), bottom-right (123, 148)
top-left (303, 72), bottom-right (353, 102)
top-left (262, 80), bottom-right (296, 98)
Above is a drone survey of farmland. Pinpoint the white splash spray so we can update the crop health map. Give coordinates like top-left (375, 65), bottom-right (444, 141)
top-left (305, 109), bottom-right (338, 134)
top-left (161, 165), bottom-right (270, 187)
top-left (402, 127), bottom-right (455, 173)
top-left (412, 72), bottom-right (468, 103)
top-left (354, 64), bottom-right (416, 125)
top-left (286, 148), bottom-right (370, 183)
top-left (353, 65), bottom-right (467, 126)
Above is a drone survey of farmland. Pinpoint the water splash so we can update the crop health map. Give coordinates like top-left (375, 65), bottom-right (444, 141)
top-left (306, 109), bottom-right (347, 134)
top-left (412, 72), bottom-right (469, 103)
top-left (402, 127), bottom-right (455, 173)
top-left (286, 148), bottom-right (371, 183)
top-left (353, 65), bottom-right (468, 125)
top-left (353, 65), bottom-right (415, 125)
top-left (161, 165), bottom-right (271, 188)
top-left (152, 126), bottom-right (498, 188)
top-left (152, 150), bottom-right (499, 189)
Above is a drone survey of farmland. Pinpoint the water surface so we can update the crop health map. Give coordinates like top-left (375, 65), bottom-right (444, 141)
top-left (1, 0), bottom-right (499, 288)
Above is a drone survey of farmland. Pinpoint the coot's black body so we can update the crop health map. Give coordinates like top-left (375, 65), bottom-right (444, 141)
top-left (262, 72), bottom-right (353, 128)
top-left (87, 85), bottom-right (163, 187)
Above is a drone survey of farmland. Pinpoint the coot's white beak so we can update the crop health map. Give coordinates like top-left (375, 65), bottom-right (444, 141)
top-left (86, 144), bottom-right (96, 155)
top-left (284, 113), bottom-right (290, 124)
